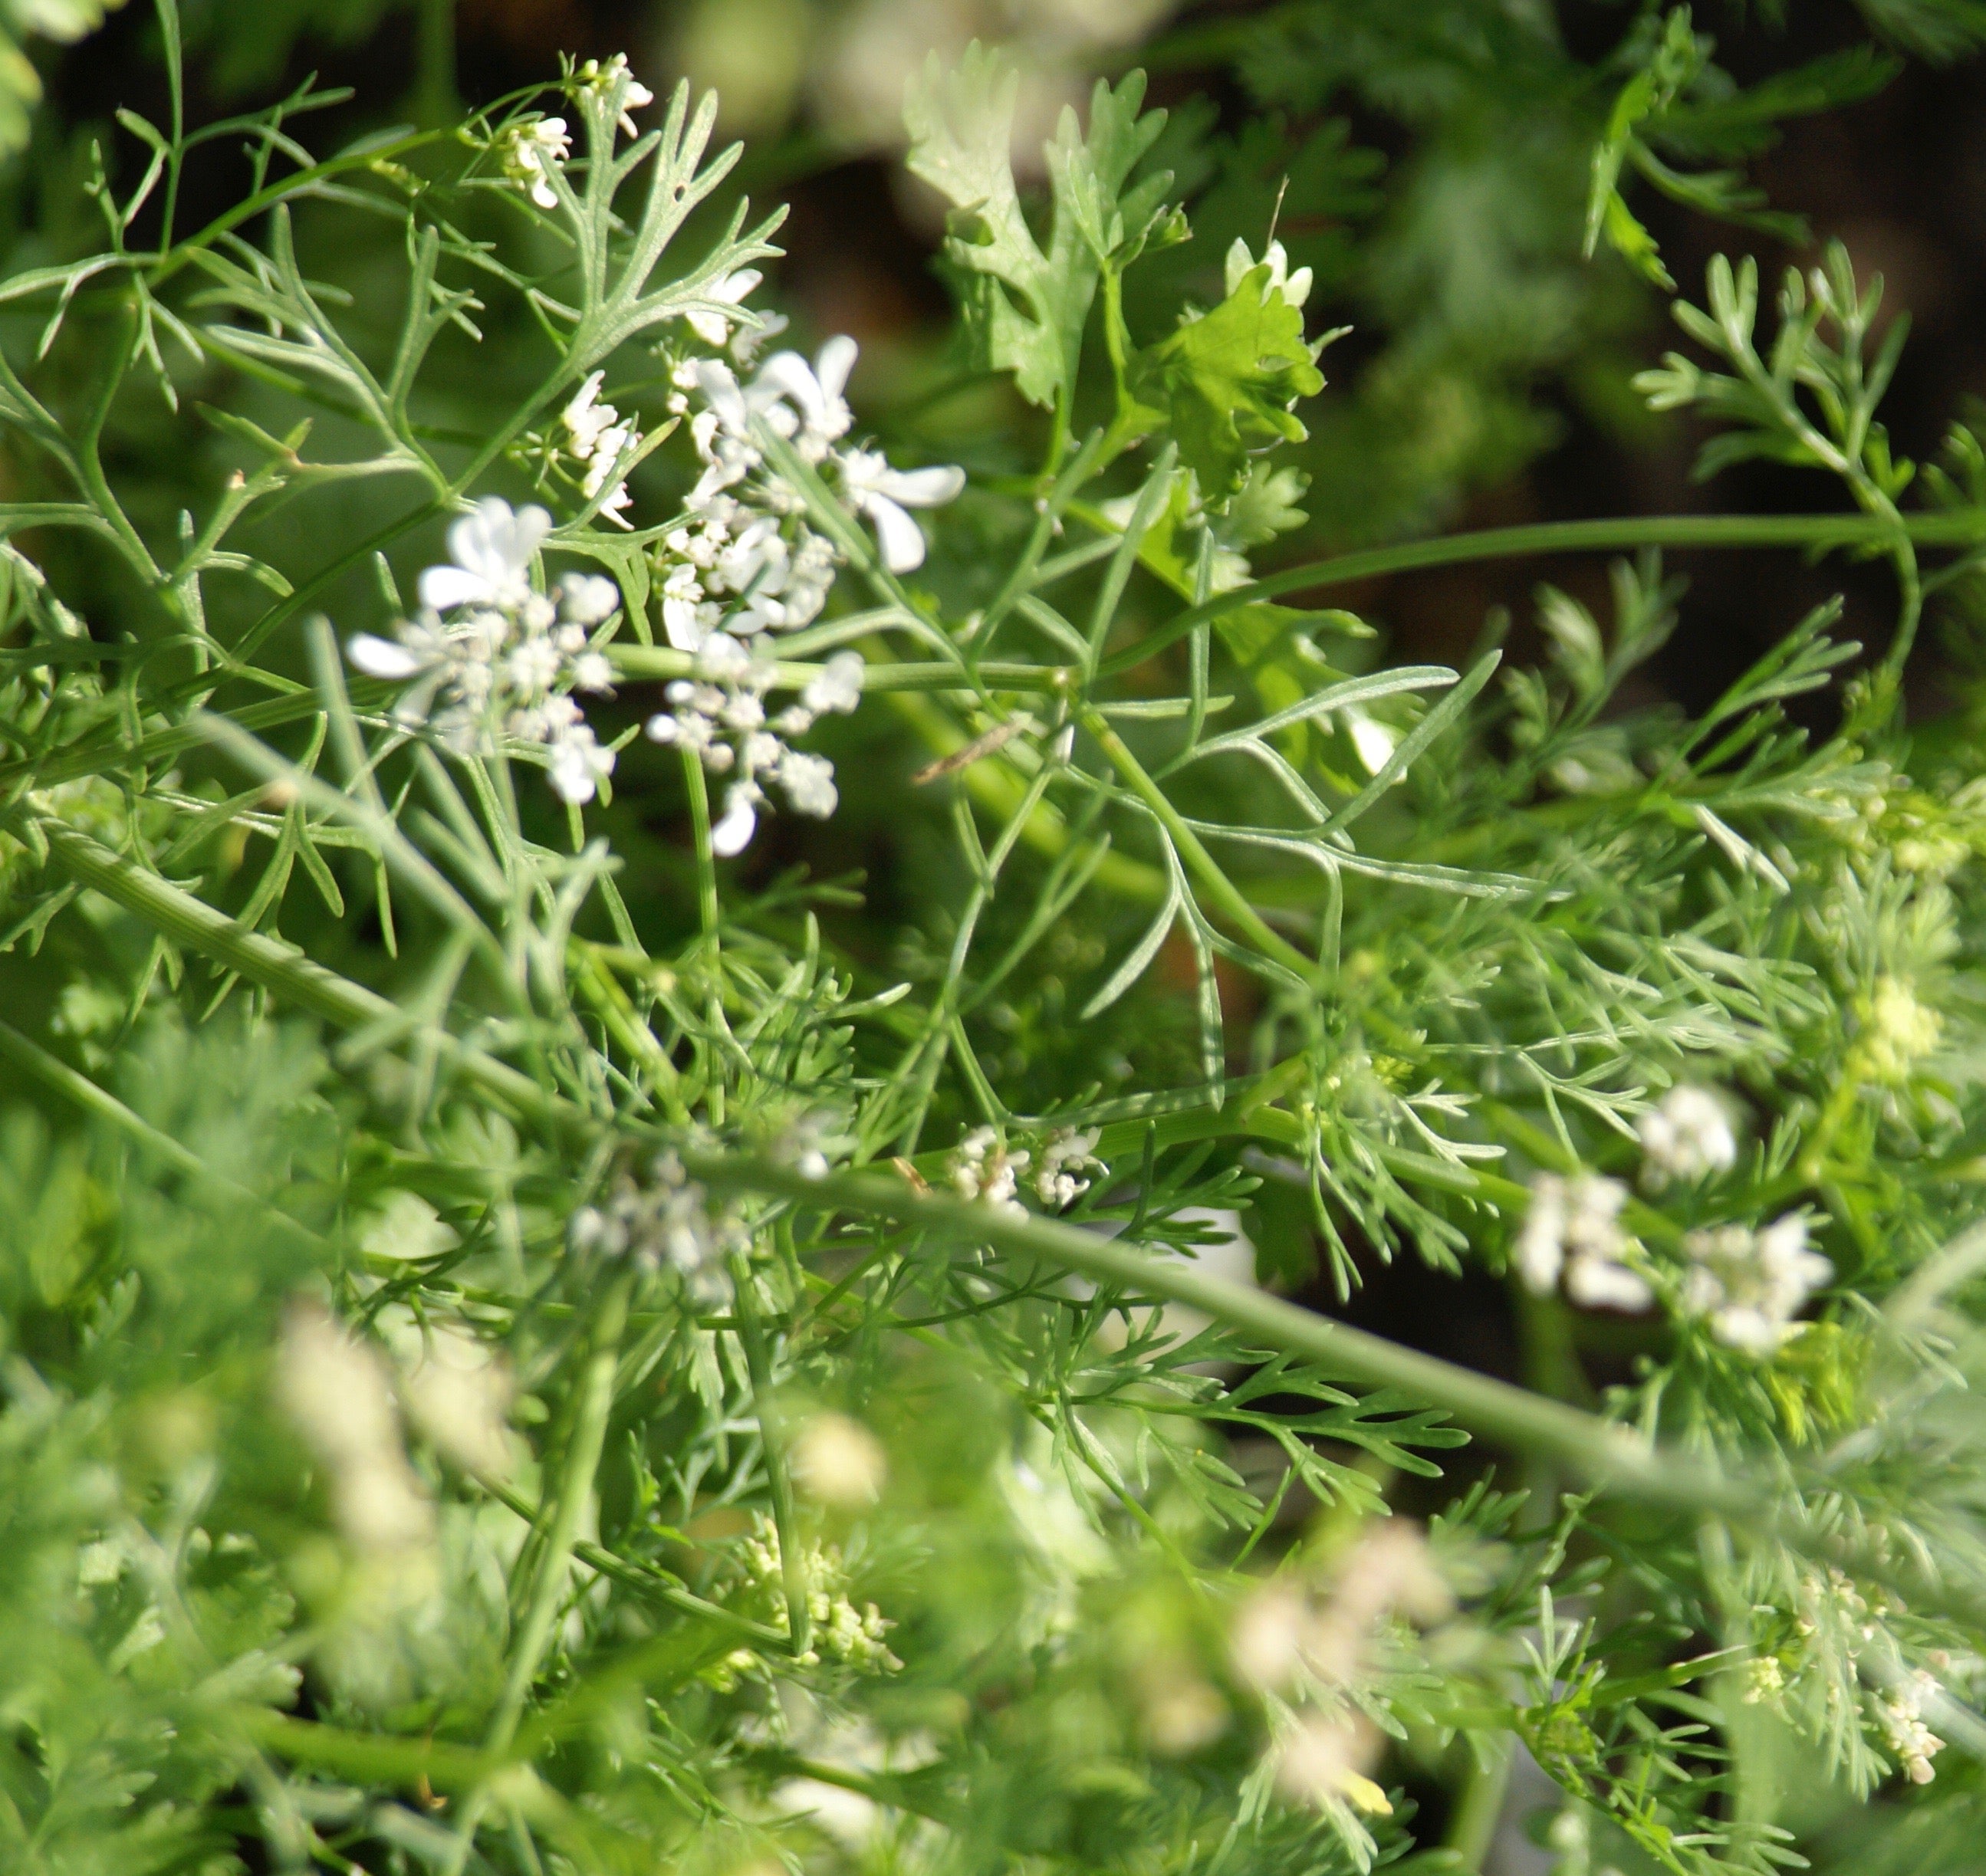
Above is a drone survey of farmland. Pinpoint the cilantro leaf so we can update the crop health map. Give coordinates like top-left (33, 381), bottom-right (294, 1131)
top-left (1125, 264), bottom-right (1328, 501)
top-left (906, 43), bottom-right (1169, 412)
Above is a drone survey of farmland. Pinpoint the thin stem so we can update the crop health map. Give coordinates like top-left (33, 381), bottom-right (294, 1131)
top-left (444, 1273), bottom-right (631, 1871)
top-left (679, 744), bottom-right (722, 974)
top-left (0, 1017), bottom-right (323, 1247)
top-left (690, 1154), bottom-right (1748, 1514)
top-left (1081, 710), bottom-right (1319, 982)
top-left (728, 1251), bottom-right (812, 1658)
top-left (1442, 1737), bottom-right (1512, 1870)
top-left (1097, 509), bottom-right (1986, 680)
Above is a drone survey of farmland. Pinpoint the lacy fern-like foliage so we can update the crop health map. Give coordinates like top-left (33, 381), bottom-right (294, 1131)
top-left (5, 5), bottom-right (1986, 1875)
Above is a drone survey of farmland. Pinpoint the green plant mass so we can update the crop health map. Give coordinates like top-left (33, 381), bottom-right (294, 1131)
top-left (10, 2), bottom-right (1986, 1871)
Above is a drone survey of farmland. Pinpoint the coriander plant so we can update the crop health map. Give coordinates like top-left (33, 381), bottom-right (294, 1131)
top-left (6, 7), bottom-right (1986, 1874)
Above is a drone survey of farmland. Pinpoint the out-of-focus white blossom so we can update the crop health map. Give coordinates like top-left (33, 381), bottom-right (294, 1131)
top-left (1517, 1173), bottom-right (1650, 1311)
top-left (276, 1303), bottom-right (433, 1555)
top-left (1638, 1085), bottom-right (1738, 1188)
top-left (1681, 1214), bottom-right (1832, 1355)
top-left (791, 1412), bottom-right (889, 1508)
top-left (1271, 1714), bottom-right (1390, 1815)
top-left (1873, 1669), bottom-right (1946, 1784)
top-left (400, 1324), bottom-right (515, 1481)
top-left (568, 1150), bottom-right (741, 1303)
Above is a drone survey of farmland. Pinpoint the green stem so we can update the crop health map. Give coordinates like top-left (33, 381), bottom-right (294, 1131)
top-left (689, 1155), bottom-right (1751, 1518)
top-left (610, 647), bottom-right (1065, 694)
top-left (1097, 509), bottom-right (1986, 679)
top-left (679, 747), bottom-right (720, 949)
top-left (0, 1017), bottom-right (323, 1246)
top-left (1081, 709), bottom-right (1320, 981)
top-left (437, 1273), bottom-right (632, 1871)
top-left (24, 810), bottom-right (580, 1140)
top-left (1442, 1736), bottom-right (1512, 1870)
top-left (728, 1251), bottom-right (812, 1658)
top-left (488, 1270), bottom-right (630, 1752)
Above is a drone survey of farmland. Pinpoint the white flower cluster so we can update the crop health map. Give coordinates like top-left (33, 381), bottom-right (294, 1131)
top-left (496, 116), bottom-right (569, 209)
top-left (1034, 1127), bottom-right (1103, 1209)
top-left (739, 1520), bottom-right (901, 1672)
top-left (492, 54), bottom-right (653, 212)
top-left (637, 331), bottom-right (960, 855)
top-left (559, 370), bottom-right (642, 527)
top-left (1680, 1214), bottom-right (1832, 1355)
top-left (672, 336), bottom-right (963, 577)
top-left (275, 1302), bottom-right (433, 1556)
top-left (645, 641), bottom-right (863, 856)
top-left (950, 1126), bottom-right (1029, 1218)
top-left (568, 1150), bottom-right (742, 1303)
top-left (347, 498), bottom-right (621, 804)
top-left (1516, 1173), bottom-right (1652, 1311)
top-left (1636, 1085), bottom-right (1738, 1188)
top-left (1873, 1668), bottom-right (1947, 1785)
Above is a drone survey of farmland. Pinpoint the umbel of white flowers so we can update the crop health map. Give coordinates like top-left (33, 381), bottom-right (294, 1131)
top-left (1517, 1173), bottom-right (1651, 1311)
top-left (643, 330), bottom-right (964, 854)
top-left (347, 498), bottom-right (621, 804)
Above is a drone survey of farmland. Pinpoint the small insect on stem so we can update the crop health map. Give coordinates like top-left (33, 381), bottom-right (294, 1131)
top-left (912, 713), bottom-right (1037, 784)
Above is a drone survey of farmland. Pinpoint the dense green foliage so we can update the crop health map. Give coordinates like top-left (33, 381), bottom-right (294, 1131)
top-left (8, 5), bottom-right (1986, 1874)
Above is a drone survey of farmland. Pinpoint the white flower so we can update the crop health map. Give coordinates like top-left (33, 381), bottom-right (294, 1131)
top-left (561, 373), bottom-right (641, 526)
top-left (1681, 1214), bottom-right (1833, 1355)
top-left (778, 748), bottom-right (838, 818)
top-left (419, 498), bottom-right (552, 613)
top-left (1225, 236), bottom-right (1313, 312)
top-left (686, 268), bottom-right (764, 348)
top-left (577, 53), bottom-right (654, 136)
top-left (1035, 1128), bottom-right (1102, 1208)
top-left (347, 631), bottom-right (425, 682)
top-left (498, 117), bottom-right (570, 211)
top-left (837, 447), bottom-right (965, 573)
top-left (1638, 1086), bottom-right (1738, 1188)
top-left (791, 1413), bottom-right (888, 1509)
top-left (1271, 1715), bottom-right (1389, 1815)
top-left (712, 783), bottom-right (760, 856)
top-left (400, 1324), bottom-right (515, 1481)
top-left (557, 570), bottom-right (620, 624)
top-left (754, 335), bottom-right (859, 459)
top-left (1343, 708), bottom-right (1397, 777)
top-left (1517, 1173), bottom-right (1649, 1311)
top-left (561, 371), bottom-right (621, 460)
top-left (801, 649), bottom-right (865, 717)
top-left (547, 721), bottom-right (615, 804)
top-left (950, 1125), bottom-right (1029, 1217)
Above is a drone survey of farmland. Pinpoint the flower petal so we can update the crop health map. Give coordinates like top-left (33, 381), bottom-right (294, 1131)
top-left (865, 463), bottom-right (965, 508)
top-left (860, 491), bottom-right (929, 573)
top-left (711, 793), bottom-right (758, 856)
top-left (814, 333), bottom-right (858, 402)
top-left (347, 633), bottom-right (424, 680)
